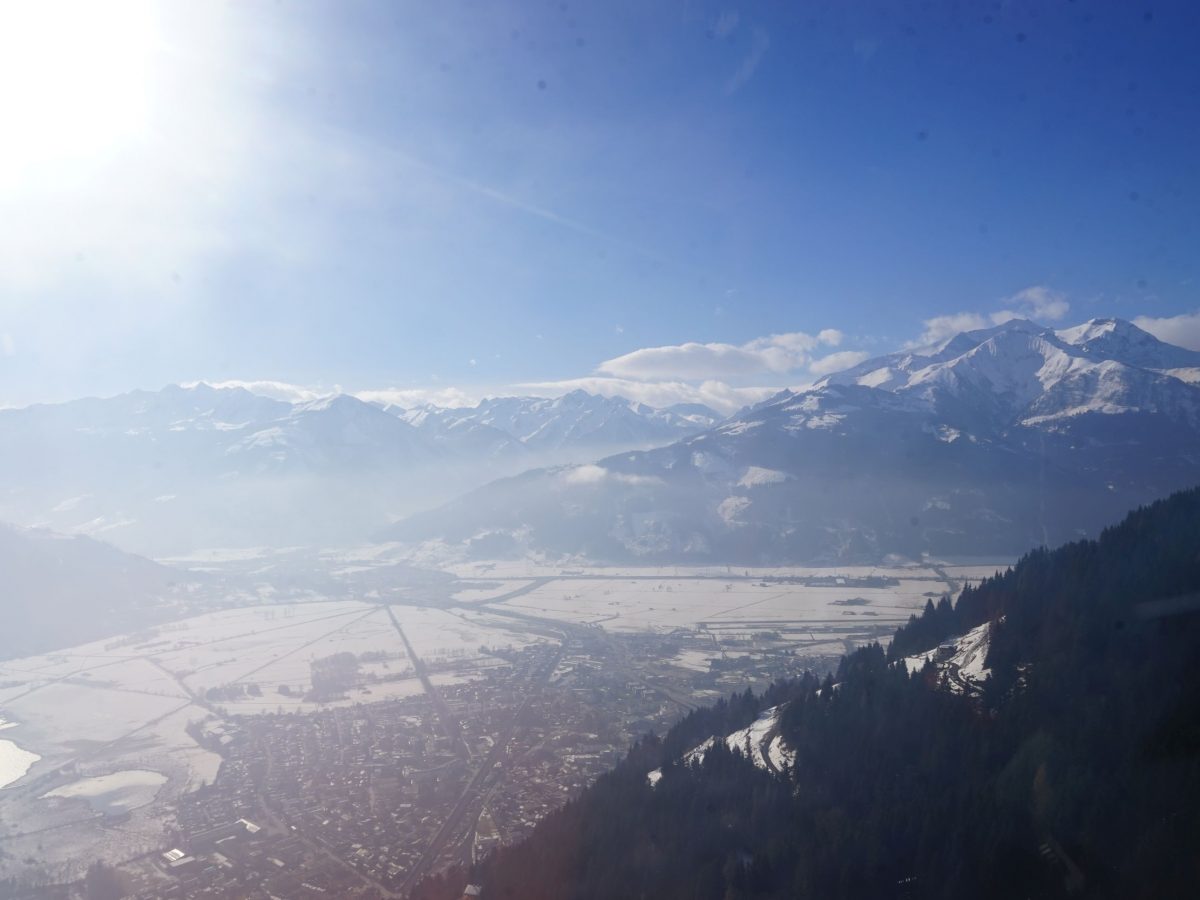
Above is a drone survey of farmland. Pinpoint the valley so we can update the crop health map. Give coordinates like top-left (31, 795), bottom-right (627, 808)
top-left (6, 3), bottom-right (1198, 895)
top-left (0, 559), bottom-right (999, 896)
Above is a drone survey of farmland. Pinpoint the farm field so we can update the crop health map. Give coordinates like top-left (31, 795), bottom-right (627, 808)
top-left (497, 576), bottom-right (946, 636)
top-left (435, 559), bottom-right (1009, 582)
top-left (0, 597), bottom-right (565, 883)
top-left (0, 561), bottom-right (1009, 884)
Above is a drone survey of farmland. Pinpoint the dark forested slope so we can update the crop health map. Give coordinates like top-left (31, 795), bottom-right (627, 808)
top-left (415, 487), bottom-right (1200, 900)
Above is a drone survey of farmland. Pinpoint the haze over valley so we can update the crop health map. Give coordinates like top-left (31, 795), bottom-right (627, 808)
top-left (4, 1), bottom-right (1200, 897)
top-left (3, 314), bottom-right (1200, 895)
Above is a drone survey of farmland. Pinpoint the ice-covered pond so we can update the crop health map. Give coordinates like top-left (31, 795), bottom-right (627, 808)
top-left (0, 718), bottom-right (40, 790)
top-left (42, 769), bottom-right (167, 816)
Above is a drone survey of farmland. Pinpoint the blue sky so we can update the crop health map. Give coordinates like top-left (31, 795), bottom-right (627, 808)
top-left (2, 0), bottom-right (1199, 411)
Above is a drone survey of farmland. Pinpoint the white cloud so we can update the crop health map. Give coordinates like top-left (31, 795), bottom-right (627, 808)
top-left (1132, 310), bottom-right (1200, 350)
top-left (1005, 285), bottom-right (1070, 322)
top-left (725, 27), bottom-right (769, 95)
top-left (817, 328), bottom-right (844, 346)
top-left (598, 329), bottom-right (842, 381)
top-left (561, 464), bottom-right (662, 488)
top-left (562, 464), bottom-right (608, 485)
top-left (913, 285), bottom-right (1070, 347)
top-left (913, 312), bottom-right (993, 347)
top-left (809, 350), bottom-right (870, 376)
top-left (516, 377), bottom-right (777, 417)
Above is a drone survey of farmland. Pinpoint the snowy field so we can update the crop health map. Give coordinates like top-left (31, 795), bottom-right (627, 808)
top-left (449, 580), bottom-right (537, 603)
top-left (0, 600), bottom-right (559, 797)
top-left (43, 769), bottom-right (167, 816)
top-left (497, 576), bottom-right (946, 636)
top-left (0, 558), bottom-right (1006, 881)
top-left (0, 600), bottom-right (559, 749)
top-left (0, 597), bottom-right (567, 882)
top-left (670, 648), bottom-right (727, 672)
top-left (0, 721), bottom-right (40, 790)
top-left (398, 606), bottom-right (550, 660)
top-left (437, 559), bottom-right (1003, 580)
top-left (427, 556), bottom-right (1008, 585)
top-left (0, 599), bottom-right (561, 786)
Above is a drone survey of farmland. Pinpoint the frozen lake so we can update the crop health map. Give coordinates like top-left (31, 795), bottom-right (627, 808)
top-left (43, 769), bottom-right (167, 816)
top-left (0, 719), bottom-right (40, 790)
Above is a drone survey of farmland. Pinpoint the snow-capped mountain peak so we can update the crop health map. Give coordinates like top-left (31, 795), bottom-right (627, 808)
top-left (812, 317), bottom-right (1200, 431)
top-left (385, 316), bottom-right (1200, 565)
top-left (392, 391), bottom-right (721, 455)
top-left (1056, 317), bottom-right (1200, 371)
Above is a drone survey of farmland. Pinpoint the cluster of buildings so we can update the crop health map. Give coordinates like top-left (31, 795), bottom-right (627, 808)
top-left (102, 636), bottom-right (686, 898)
top-left (53, 620), bottom-right (832, 899)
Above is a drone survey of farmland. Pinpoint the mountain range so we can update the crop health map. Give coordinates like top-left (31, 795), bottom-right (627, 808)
top-left (0, 523), bottom-right (192, 659)
top-left (391, 390), bottom-right (718, 461)
top-left (0, 385), bottom-right (718, 555)
top-left (384, 318), bottom-right (1200, 563)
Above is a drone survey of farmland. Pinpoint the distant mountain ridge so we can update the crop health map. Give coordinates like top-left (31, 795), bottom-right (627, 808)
top-left (392, 389), bottom-right (720, 458)
top-left (0, 385), bottom-right (717, 554)
top-left (384, 317), bottom-right (1200, 563)
top-left (0, 523), bottom-right (190, 660)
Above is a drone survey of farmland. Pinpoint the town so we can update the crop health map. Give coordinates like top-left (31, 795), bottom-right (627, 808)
top-left (83, 623), bottom-right (830, 899)
top-left (0, 570), bottom-right (958, 898)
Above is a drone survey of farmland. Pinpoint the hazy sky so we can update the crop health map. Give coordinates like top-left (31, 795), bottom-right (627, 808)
top-left (3, 0), bottom-right (1200, 410)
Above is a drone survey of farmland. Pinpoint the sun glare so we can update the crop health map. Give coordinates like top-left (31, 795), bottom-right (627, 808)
top-left (0, 0), bottom-right (159, 176)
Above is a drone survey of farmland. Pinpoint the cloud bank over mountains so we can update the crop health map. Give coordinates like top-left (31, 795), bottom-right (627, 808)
top-left (912, 286), bottom-right (1071, 347)
top-left (596, 329), bottom-right (845, 380)
top-left (1134, 310), bottom-right (1200, 351)
top-left (176, 289), bottom-right (1196, 419)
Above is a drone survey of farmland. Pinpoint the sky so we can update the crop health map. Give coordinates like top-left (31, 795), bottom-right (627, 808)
top-left (2, 0), bottom-right (1200, 412)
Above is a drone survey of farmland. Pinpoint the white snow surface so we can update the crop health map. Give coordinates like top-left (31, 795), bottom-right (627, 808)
top-left (648, 705), bottom-right (795, 786)
top-left (902, 620), bottom-right (993, 695)
top-left (815, 317), bottom-right (1200, 430)
top-left (737, 466), bottom-right (791, 488)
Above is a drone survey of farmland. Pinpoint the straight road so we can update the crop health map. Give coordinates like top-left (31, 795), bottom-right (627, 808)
top-left (385, 604), bottom-right (473, 762)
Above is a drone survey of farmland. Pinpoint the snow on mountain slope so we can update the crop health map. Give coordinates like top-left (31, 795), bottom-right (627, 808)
top-left (395, 404), bottom-right (532, 462)
top-left (4, 382), bottom-right (291, 438)
top-left (386, 318), bottom-right (1200, 564)
top-left (227, 394), bottom-right (433, 472)
top-left (1056, 317), bottom-right (1200, 370)
top-left (0, 383), bottom-right (719, 555)
top-left (648, 705), bottom-right (795, 786)
top-left (647, 625), bottom-right (993, 787)
top-left (1021, 360), bottom-right (1200, 428)
top-left (902, 621), bottom-right (993, 697)
top-left (397, 390), bottom-right (720, 456)
top-left (820, 317), bottom-right (1200, 431)
top-left (0, 385), bottom-right (446, 553)
top-left (385, 379), bottom-right (1062, 561)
